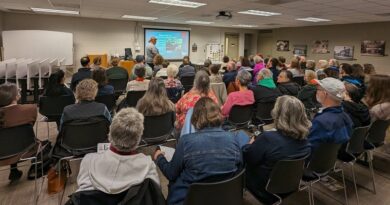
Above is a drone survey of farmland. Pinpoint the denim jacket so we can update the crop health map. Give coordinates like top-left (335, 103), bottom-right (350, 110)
top-left (156, 127), bottom-right (243, 205)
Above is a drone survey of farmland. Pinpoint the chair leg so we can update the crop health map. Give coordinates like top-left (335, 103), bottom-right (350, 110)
top-left (34, 157), bottom-right (38, 205)
top-left (349, 165), bottom-right (358, 205)
top-left (367, 151), bottom-right (377, 194)
top-left (310, 183), bottom-right (315, 205)
top-left (307, 184), bottom-right (313, 205)
top-left (46, 122), bottom-right (50, 141)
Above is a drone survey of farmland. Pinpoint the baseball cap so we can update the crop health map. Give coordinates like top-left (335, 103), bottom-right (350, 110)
top-left (314, 77), bottom-right (345, 101)
top-left (135, 55), bottom-right (145, 63)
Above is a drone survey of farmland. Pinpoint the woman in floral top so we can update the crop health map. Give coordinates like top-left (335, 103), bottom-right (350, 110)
top-left (175, 71), bottom-right (218, 130)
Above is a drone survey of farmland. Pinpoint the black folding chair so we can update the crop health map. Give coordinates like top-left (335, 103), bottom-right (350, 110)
top-left (184, 169), bottom-right (245, 205)
top-left (38, 95), bottom-right (76, 139)
top-left (95, 94), bottom-right (116, 114)
top-left (255, 101), bottom-right (275, 131)
top-left (139, 112), bottom-right (175, 147)
top-left (263, 157), bottom-right (308, 205)
top-left (108, 78), bottom-right (128, 98)
top-left (0, 124), bottom-right (44, 204)
top-left (125, 91), bottom-right (146, 107)
top-left (228, 105), bottom-right (254, 130)
top-left (302, 143), bottom-right (348, 205)
top-left (180, 75), bottom-right (195, 93)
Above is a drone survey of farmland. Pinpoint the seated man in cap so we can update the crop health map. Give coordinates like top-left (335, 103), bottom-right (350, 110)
top-left (307, 77), bottom-right (353, 152)
top-left (130, 55), bottom-right (153, 80)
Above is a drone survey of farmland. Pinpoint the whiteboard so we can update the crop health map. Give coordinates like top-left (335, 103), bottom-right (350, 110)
top-left (2, 30), bottom-right (73, 65)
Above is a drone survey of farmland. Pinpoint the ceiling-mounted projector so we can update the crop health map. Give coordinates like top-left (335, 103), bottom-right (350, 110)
top-left (216, 11), bottom-right (232, 20)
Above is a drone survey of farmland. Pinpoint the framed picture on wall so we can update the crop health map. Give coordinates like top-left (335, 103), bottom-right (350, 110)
top-left (361, 40), bottom-right (386, 56)
top-left (276, 40), bottom-right (289, 51)
top-left (334, 46), bottom-right (354, 60)
top-left (312, 40), bottom-right (330, 54)
top-left (293, 45), bottom-right (307, 56)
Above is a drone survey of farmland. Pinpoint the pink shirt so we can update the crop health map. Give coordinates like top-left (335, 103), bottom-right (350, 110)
top-left (222, 90), bottom-right (255, 117)
top-left (253, 62), bottom-right (265, 84)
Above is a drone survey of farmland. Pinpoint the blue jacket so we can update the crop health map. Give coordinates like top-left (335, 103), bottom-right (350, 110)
top-left (308, 106), bottom-right (353, 151)
top-left (97, 85), bottom-right (114, 96)
top-left (156, 127), bottom-right (243, 205)
top-left (223, 70), bottom-right (238, 87)
top-left (70, 67), bottom-right (92, 90)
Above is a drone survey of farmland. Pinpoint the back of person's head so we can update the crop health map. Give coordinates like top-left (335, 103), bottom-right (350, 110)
top-left (324, 67), bottom-right (339, 79)
top-left (204, 59), bottom-right (212, 67)
top-left (167, 64), bottom-right (179, 78)
top-left (109, 108), bottom-right (144, 152)
top-left (272, 96), bottom-right (311, 140)
top-left (153, 54), bottom-right (164, 65)
top-left (134, 64), bottom-right (146, 78)
top-left (317, 70), bottom-right (327, 80)
top-left (227, 61), bottom-right (236, 71)
top-left (329, 59), bottom-right (339, 67)
top-left (305, 70), bottom-right (317, 83)
top-left (209, 64), bottom-right (220, 75)
top-left (253, 55), bottom-right (263, 64)
top-left (363, 64), bottom-right (376, 75)
top-left (241, 57), bottom-right (250, 67)
top-left (93, 56), bottom-right (102, 66)
top-left (316, 77), bottom-right (345, 105)
top-left (340, 63), bottom-right (353, 75)
top-left (278, 56), bottom-right (286, 64)
top-left (191, 97), bottom-right (223, 130)
top-left (183, 56), bottom-right (190, 63)
top-left (193, 70), bottom-right (210, 95)
top-left (351, 64), bottom-right (364, 79)
top-left (80, 56), bottom-right (90, 67)
top-left (236, 70), bottom-right (252, 87)
top-left (0, 83), bottom-right (18, 107)
top-left (306, 60), bottom-right (316, 70)
top-left (111, 57), bottom-right (120, 67)
top-left (222, 56), bottom-right (230, 63)
top-left (364, 74), bottom-right (390, 108)
top-left (290, 58), bottom-right (300, 69)
top-left (279, 70), bottom-right (293, 82)
top-left (92, 67), bottom-right (108, 87)
top-left (344, 83), bottom-right (362, 103)
top-left (264, 58), bottom-right (269, 65)
top-left (270, 58), bottom-right (279, 68)
top-left (318, 60), bottom-right (328, 69)
top-left (75, 79), bottom-right (98, 101)
top-left (258, 68), bottom-right (273, 79)
top-left (137, 78), bottom-right (173, 116)
top-left (135, 55), bottom-right (145, 63)
top-left (46, 70), bottom-right (65, 95)
top-left (162, 60), bottom-right (170, 68)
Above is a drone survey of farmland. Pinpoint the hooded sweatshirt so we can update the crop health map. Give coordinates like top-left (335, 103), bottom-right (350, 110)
top-left (77, 149), bottom-right (160, 194)
top-left (342, 101), bottom-right (371, 128)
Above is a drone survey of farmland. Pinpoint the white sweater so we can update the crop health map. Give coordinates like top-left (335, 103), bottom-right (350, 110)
top-left (77, 150), bottom-right (160, 194)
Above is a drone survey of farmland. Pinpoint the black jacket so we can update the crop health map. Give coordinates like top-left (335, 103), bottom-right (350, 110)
top-left (297, 84), bottom-right (319, 109)
top-left (342, 101), bottom-right (371, 128)
top-left (70, 67), bottom-right (92, 90)
top-left (65, 178), bottom-right (166, 205)
top-left (277, 82), bottom-right (300, 96)
top-left (250, 85), bottom-right (282, 104)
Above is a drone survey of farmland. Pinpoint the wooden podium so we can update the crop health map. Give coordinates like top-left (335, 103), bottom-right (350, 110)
top-left (119, 60), bottom-right (136, 76)
top-left (87, 54), bottom-right (108, 68)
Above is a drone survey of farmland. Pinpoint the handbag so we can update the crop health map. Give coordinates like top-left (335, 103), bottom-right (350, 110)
top-left (47, 161), bottom-right (70, 195)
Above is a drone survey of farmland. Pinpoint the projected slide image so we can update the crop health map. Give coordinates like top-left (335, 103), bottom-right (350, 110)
top-left (145, 29), bottom-right (190, 60)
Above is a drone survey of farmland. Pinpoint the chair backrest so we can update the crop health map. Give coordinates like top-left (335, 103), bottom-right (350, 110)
top-left (366, 119), bottom-right (390, 146)
top-left (184, 169), bottom-right (245, 205)
top-left (95, 94), bottom-right (116, 112)
top-left (346, 125), bottom-right (371, 154)
top-left (39, 95), bottom-right (75, 119)
top-left (108, 78), bottom-right (128, 92)
top-left (60, 117), bottom-right (109, 152)
top-left (142, 111), bottom-right (175, 144)
top-left (256, 101), bottom-right (275, 122)
top-left (293, 76), bottom-right (305, 86)
top-left (166, 87), bottom-right (183, 103)
top-left (266, 157), bottom-right (306, 195)
top-left (307, 143), bottom-right (341, 175)
top-left (228, 105), bottom-right (253, 126)
top-left (125, 91), bottom-right (146, 107)
top-left (181, 75), bottom-right (195, 93)
top-left (0, 124), bottom-right (36, 159)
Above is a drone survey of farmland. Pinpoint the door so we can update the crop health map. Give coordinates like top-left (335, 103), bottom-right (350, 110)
top-left (225, 33), bottom-right (239, 61)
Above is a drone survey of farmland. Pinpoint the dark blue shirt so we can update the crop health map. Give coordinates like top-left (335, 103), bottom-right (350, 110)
top-left (70, 67), bottom-right (92, 90)
top-left (223, 70), bottom-right (238, 87)
top-left (97, 85), bottom-right (114, 96)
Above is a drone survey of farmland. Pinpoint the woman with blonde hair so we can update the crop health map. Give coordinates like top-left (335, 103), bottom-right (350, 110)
top-left (243, 95), bottom-right (311, 204)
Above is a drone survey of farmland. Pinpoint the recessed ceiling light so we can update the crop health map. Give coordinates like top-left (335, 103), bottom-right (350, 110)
top-left (31, 7), bottom-right (79, 15)
top-left (149, 0), bottom-right (206, 8)
top-left (232, 24), bottom-right (258, 28)
top-left (186, 20), bottom-right (214, 24)
top-left (296, 17), bottom-right (331, 22)
top-left (238, 10), bottom-right (281, 16)
top-left (122, 15), bottom-right (158, 20)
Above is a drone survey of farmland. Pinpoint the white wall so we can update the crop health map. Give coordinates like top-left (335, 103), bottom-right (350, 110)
top-left (257, 22), bottom-right (390, 75)
top-left (2, 12), bottom-right (257, 69)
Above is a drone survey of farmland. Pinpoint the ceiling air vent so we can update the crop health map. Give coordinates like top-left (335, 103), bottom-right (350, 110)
top-left (244, 0), bottom-right (300, 5)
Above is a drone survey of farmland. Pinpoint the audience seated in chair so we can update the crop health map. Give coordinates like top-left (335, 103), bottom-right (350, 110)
top-left (198, 59), bottom-right (211, 74)
top-left (130, 55), bottom-right (153, 80)
top-left (152, 54), bottom-right (164, 73)
top-left (250, 68), bottom-right (282, 104)
top-left (127, 64), bottom-right (150, 92)
top-left (178, 57), bottom-right (195, 79)
top-left (342, 83), bottom-right (371, 128)
top-left (154, 97), bottom-right (246, 205)
top-left (106, 57), bottom-right (128, 81)
top-left (308, 77), bottom-right (353, 152)
top-left (297, 70), bottom-right (320, 109)
top-left (44, 70), bottom-right (74, 97)
top-left (60, 79), bottom-right (111, 130)
top-left (243, 96), bottom-right (311, 204)
top-left (223, 61), bottom-right (238, 87)
top-left (287, 58), bottom-right (303, 78)
top-left (252, 55), bottom-right (265, 85)
top-left (363, 74), bottom-right (390, 121)
top-left (267, 58), bottom-right (280, 84)
top-left (175, 71), bottom-right (218, 131)
top-left (209, 64), bottom-right (223, 84)
top-left (71, 56), bottom-right (92, 91)
top-left (155, 60), bottom-right (169, 78)
top-left (277, 70), bottom-right (301, 97)
top-left (76, 108), bottom-right (160, 194)
top-left (179, 55), bottom-right (195, 69)
top-left (0, 83), bottom-right (37, 182)
top-left (340, 63), bottom-right (365, 100)
top-left (222, 70), bottom-right (254, 117)
top-left (92, 68), bottom-right (114, 96)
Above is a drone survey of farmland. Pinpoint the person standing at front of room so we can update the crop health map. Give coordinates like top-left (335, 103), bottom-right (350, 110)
top-left (146, 37), bottom-right (159, 68)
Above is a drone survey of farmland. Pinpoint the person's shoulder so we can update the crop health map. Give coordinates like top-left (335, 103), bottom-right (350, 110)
top-left (18, 104), bottom-right (37, 111)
